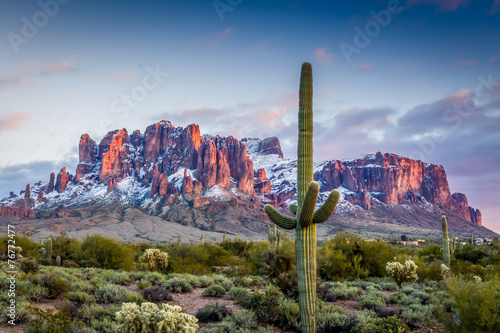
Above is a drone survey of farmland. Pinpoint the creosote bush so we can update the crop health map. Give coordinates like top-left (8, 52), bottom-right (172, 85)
top-left (203, 284), bottom-right (226, 297)
top-left (196, 302), bottom-right (232, 322)
top-left (140, 285), bottom-right (173, 302)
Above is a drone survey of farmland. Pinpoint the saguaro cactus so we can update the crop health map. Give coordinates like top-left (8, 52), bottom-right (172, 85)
top-left (441, 216), bottom-right (451, 268)
top-left (200, 234), bottom-right (204, 245)
top-left (268, 225), bottom-right (282, 248)
top-left (46, 238), bottom-right (52, 259)
top-left (56, 256), bottom-right (61, 266)
top-left (264, 63), bottom-right (340, 332)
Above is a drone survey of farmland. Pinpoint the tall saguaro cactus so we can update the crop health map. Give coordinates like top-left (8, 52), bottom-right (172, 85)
top-left (264, 63), bottom-right (340, 332)
top-left (442, 216), bottom-right (451, 268)
top-left (46, 238), bottom-right (52, 259)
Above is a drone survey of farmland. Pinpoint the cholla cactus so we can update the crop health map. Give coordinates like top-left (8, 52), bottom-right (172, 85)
top-left (116, 302), bottom-right (198, 333)
top-left (15, 246), bottom-right (23, 260)
top-left (139, 249), bottom-right (169, 272)
top-left (386, 258), bottom-right (419, 287)
top-left (440, 263), bottom-right (450, 279)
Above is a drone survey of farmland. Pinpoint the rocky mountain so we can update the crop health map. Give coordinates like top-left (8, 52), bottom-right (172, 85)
top-left (0, 121), bottom-right (496, 242)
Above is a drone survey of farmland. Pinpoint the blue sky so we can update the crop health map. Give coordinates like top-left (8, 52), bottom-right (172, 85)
top-left (0, 0), bottom-right (499, 232)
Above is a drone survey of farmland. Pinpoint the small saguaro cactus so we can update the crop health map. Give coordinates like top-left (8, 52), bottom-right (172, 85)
top-left (441, 216), bottom-right (451, 268)
top-left (471, 234), bottom-right (474, 245)
top-left (56, 256), bottom-right (61, 266)
top-left (268, 225), bottom-right (282, 247)
top-left (450, 230), bottom-right (455, 256)
top-left (223, 233), bottom-right (227, 243)
top-left (263, 63), bottom-right (340, 333)
top-left (46, 238), bottom-right (52, 259)
top-left (200, 234), bottom-right (204, 245)
top-left (177, 236), bottom-right (182, 247)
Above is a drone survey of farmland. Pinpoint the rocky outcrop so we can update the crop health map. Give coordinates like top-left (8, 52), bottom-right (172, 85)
top-left (24, 184), bottom-right (30, 199)
top-left (99, 129), bottom-right (132, 183)
top-left (47, 173), bottom-right (55, 193)
top-left (254, 168), bottom-right (271, 195)
top-left (469, 207), bottom-right (482, 226)
top-left (37, 191), bottom-right (44, 202)
top-left (54, 204), bottom-right (69, 218)
top-left (55, 167), bottom-right (69, 193)
top-left (0, 206), bottom-right (35, 219)
top-left (256, 137), bottom-right (283, 158)
top-left (107, 177), bottom-right (117, 192)
top-left (76, 134), bottom-right (97, 180)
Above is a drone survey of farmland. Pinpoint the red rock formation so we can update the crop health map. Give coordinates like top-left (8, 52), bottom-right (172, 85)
top-left (257, 136), bottom-right (284, 158)
top-left (24, 184), bottom-right (30, 199)
top-left (99, 129), bottom-right (131, 183)
top-left (0, 206), bottom-right (35, 219)
top-left (158, 174), bottom-right (168, 196)
top-left (182, 169), bottom-right (193, 194)
top-left (54, 204), bottom-right (69, 218)
top-left (193, 194), bottom-right (213, 208)
top-left (55, 167), bottom-right (69, 193)
top-left (37, 191), bottom-right (44, 201)
top-left (469, 208), bottom-right (482, 226)
top-left (47, 172), bottom-right (55, 193)
top-left (76, 134), bottom-right (97, 180)
top-left (254, 168), bottom-right (271, 195)
top-left (107, 177), bottom-right (117, 192)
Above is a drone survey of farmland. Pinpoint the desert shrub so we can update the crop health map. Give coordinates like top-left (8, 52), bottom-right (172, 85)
top-left (109, 272), bottom-right (133, 286)
top-left (437, 274), bottom-right (500, 332)
top-left (86, 317), bottom-right (120, 333)
top-left (95, 284), bottom-right (128, 304)
top-left (71, 280), bottom-right (94, 293)
top-left (375, 306), bottom-right (399, 318)
top-left (239, 285), bottom-right (284, 324)
top-left (0, 234), bottom-right (40, 258)
top-left (199, 310), bottom-right (275, 333)
top-left (140, 285), bottom-right (173, 302)
top-left (317, 311), bottom-right (352, 332)
top-left (386, 258), bottom-right (419, 287)
top-left (24, 302), bottom-right (84, 333)
top-left (137, 280), bottom-right (152, 290)
top-left (27, 284), bottom-right (49, 303)
top-left (352, 315), bottom-right (410, 333)
top-left (67, 291), bottom-right (96, 306)
top-left (400, 304), bottom-right (432, 328)
top-left (139, 248), bottom-right (169, 272)
top-left (166, 273), bottom-right (201, 288)
top-left (203, 284), bottom-right (226, 297)
top-left (140, 272), bottom-right (166, 286)
top-left (211, 274), bottom-right (233, 291)
top-left (163, 277), bottom-right (194, 293)
top-left (19, 258), bottom-right (40, 275)
top-left (357, 293), bottom-right (386, 310)
top-left (0, 299), bottom-right (32, 325)
top-left (79, 303), bottom-right (121, 322)
top-left (196, 302), bottom-right (233, 322)
top-left (378, 281), bottom-right (397, 291)
top-left (278, 297), bottom-right (300, 330)
top-left (31, 271), bottom-right (68, 299)
top-left (319, 282), bottom-right (363, 301)
top-left (225, 287), bottom-right (248, 301)
top-left (115, 302), bottom-right (198, 332)
top-left (198, 275), bottom-right (214, 288)
top-left (79, 234), bottom-right (134, 271)
top-left (126, 292), bottom-right (146, 304)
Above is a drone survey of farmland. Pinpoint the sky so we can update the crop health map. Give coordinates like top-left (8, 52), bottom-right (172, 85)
top-left (0, 0), bottom-right (499, 232)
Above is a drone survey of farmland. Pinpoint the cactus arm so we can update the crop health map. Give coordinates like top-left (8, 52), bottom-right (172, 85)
top-left (289, 204), bottom-right (297, 215)
top-left (264, 204), bottom-right (296, 230)
top-left (313, 189), bottom-right (340, 224)
top-left (298, 181), bottom-right (320, 228)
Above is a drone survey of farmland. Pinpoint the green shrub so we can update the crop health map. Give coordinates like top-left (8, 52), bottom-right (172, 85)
top-left (199, 310), bottom-right (260, 333)
top-left (140, 285), bottom-right (173, 302)
top-left (109, 272), bottom-right (133, 286)
top-left (225, 287), bottom-right (248, 301)
top-left (19, 258), bottom-right (40, 275)
top-left (27, 284), bottom-right (49, 303)
top-left (95, 284), bottom-right (128, 304)
top-left (238, 285), bottom-right (284, 324)
top-left (357, 293), bottom-right (386, 310)
top-left (198, 275), bottom-right (214, 288)
top-left (163, 277), bottom-right (194, 293)
top-left (203, 285), bottom-right (226, 297)
top-left (23, 302), bottom-right (84, 333)
top-left (67, 291), bottom-right (96, 306)
top-left (138, 272), bottom-right (166, 286)
top-left (196, 302), bottom-right (233, 322)
top-left (71, 280), bottom-right (94, 294)
top-left (32, 271), bottom-right (68, 299)
top-left (87, 317), bottom-right (120, 333)
top-left (317, 310), bottom-right (352, 332)
top-left (79, 234), bottom-right (135, 271)
top-left (115, 302), bottom-right (198, 332)
top-left (211, 274), bottom-right (233, 291)
top-left (79, 303), bottom-right (121, 322)
top-left (279, 297), bottom-right (300, 330)
top-left (352, 315), bottom-right (410, 333)
top-left (0, 299), bottom-right (32, 325)
top-left (126, 292), bottom-right (146, 304)
top-left (319, 282), bottom-right (362, 301)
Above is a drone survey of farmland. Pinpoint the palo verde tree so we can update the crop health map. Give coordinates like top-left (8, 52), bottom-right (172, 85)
top-left (263, 62), bottom-right (340, 332)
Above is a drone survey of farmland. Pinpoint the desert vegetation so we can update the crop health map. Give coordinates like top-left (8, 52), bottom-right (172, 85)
top-left (1, 230), bottom-right (500, 332)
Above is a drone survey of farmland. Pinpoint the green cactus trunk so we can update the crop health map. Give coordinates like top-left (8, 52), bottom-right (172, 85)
top-left (56, 256), bottom-right (61, 266)
top-left (46, 238), bottom-right (52, 259)
top-left (442, 216), bottom-right (451, 268)
top-left (264, 63), bottom-right (340, 333)
top-left (200, 234), bottom-right (204, 245)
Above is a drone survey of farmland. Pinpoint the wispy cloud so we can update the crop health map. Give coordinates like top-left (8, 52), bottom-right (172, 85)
top-left (202, 27), bottom-right (234, 46)
top-left (488, 0), bottom-right (500, 14)
top-left (313, 47), bottom-right (333, 65)
top-left (0, 112), bottom-right (30, 130)
top-left (447, 59), bottom-right (475, 71)
top-left (408, 0), bottom-right (471, 12)
top-left (356, 63), bottom-right (377, 71)
top-left (111, 70), bottom-right (135, 82)
top-left (490, 53), bottom-right (500, 63)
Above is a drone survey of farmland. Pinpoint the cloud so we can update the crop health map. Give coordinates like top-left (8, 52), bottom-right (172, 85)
top-left (111, 70), bottom-right (135, 82)
top-left (356, 63), bottom-right (377, 71)
top-left (408, 0), bottom-right (471, 11)
top-left (202, 27), bottom-right (234, 46)
top-left (0, 112), bottom-right (30, 130)
top-left (447, 59), bottom-right (475, 71)
top-left (489, 0), bottom-right (500, 14)
top-left (490, 53), bottom-right (500, 63)
top-left (0, 56), bottom-right (77, 91)
top-left (313, 48), bottom-right (333, 65)
top-left (394, 61), bottom-right (423, 69)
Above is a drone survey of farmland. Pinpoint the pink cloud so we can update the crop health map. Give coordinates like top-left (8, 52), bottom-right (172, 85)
top-left (0, 112), bottom-right (30, 130)
top-left (356, 63), bottom-right (377, 71)
top-left (17, 56), bottom-right (77, 76)
top-left (408, 0), bottom-right (471, 11)
top-left (313, 48), bottom-right (333, 65)
top-left (490, 53), bottom-right (500, 63)
top-left (204, 27), bottom-right (234, 46)
top-left (395, 61), bottom-right (423, 69)
top-left (447, 59), bottom-right (475, 71)
top-left (489, 0), bottom-right (500, 14)
top-left (111, 70), bottom-right (135, 82)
